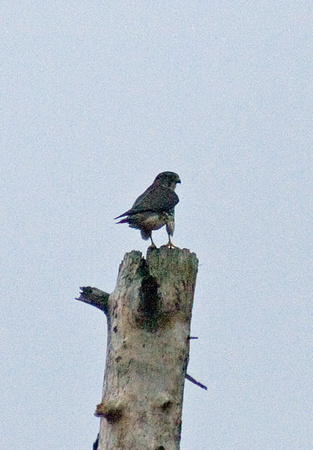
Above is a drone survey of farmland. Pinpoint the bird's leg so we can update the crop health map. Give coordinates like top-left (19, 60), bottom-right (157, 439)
top-left (149, 235), bottom-right (156, 248)
top-left (165, 235), bottom-right (177, 249)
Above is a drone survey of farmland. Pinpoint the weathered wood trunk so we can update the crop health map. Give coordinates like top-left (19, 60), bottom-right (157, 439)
top-left (79, 246), bottom-right (198, 450)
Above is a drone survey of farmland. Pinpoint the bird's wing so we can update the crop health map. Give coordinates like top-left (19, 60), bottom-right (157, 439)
top-left (130, 184), bottom-right (179, 214)
top-left (114, 183), bottom-right (179, 220)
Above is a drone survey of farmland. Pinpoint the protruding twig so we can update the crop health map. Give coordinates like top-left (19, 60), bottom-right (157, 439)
top-left (76, 286), bottom-right (109, 313)
top-left (186, 373), bottom-right (207, 390)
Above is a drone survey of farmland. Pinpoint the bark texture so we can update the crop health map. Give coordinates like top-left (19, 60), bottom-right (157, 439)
top-left (80, 246), bottom-right (198, 450)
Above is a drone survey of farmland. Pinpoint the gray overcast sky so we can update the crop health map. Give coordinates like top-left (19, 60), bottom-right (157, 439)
top-left (1, 2), bottom-right (312, 449)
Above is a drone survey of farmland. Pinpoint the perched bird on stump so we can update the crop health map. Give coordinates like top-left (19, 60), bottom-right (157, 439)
top-left (114, 171), bottom-right (181, 248)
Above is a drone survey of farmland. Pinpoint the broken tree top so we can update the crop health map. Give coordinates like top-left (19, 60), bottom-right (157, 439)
top-left (77, 247), bottom-right (198, 318)
top-left (77, 246), bottom-right (200, 449)
top-left (79, 246), bottom-right (198, 449)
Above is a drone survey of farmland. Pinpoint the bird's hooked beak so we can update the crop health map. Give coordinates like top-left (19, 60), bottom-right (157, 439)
top-left (171, 177), bottom-right (181, 190)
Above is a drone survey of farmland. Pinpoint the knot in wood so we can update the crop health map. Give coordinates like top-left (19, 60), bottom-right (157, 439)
top-left (95, 402), bottom-right (123, 423)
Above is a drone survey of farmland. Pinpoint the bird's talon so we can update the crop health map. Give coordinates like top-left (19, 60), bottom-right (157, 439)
top-left (163, 241), bottom-right (178, 249)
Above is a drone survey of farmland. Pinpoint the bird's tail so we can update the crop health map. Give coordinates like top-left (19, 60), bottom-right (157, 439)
top-left (114, 213), bottom-right (127, 220)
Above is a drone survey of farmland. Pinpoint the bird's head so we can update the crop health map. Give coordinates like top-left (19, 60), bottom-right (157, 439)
top-left (154, 172), bottom-right (181, 190)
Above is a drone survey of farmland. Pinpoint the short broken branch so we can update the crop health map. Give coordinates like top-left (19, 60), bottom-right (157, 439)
top-left (76, 286), bottom-right (109, 313)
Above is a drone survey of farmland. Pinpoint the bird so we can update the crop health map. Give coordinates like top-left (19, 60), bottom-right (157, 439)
top-left (114, 172), bottom-right (181, 248)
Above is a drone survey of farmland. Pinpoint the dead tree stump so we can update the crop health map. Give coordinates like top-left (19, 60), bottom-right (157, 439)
top-left (77, 246), bottom-right (198, 450)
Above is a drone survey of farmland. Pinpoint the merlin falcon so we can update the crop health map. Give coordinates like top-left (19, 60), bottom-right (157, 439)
top-left (114, 171), bottom-right (181, 248)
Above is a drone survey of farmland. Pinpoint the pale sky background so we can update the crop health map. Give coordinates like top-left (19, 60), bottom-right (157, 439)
top-left (1, 2), bottom-right (312, 449)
